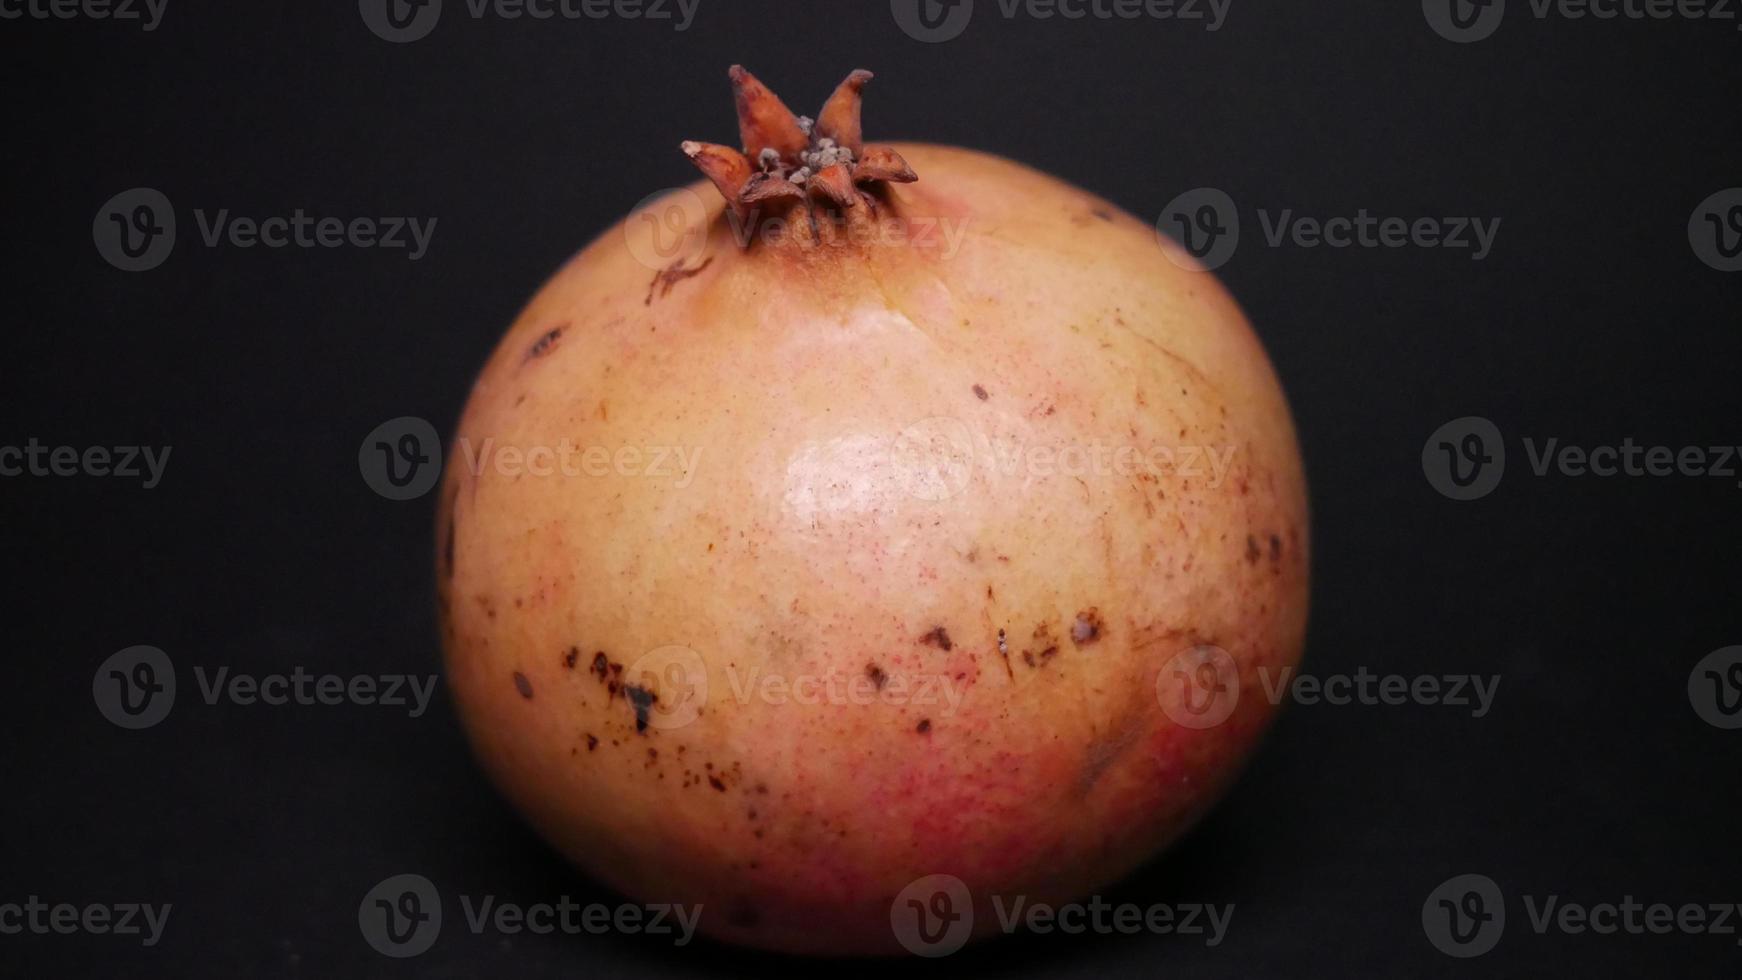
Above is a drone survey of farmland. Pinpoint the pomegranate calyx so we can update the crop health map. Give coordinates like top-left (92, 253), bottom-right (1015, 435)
top-left (685, 66), bottom-right (918, 230)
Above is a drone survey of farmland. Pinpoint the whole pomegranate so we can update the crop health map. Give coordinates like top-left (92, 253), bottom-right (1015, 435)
top-left (438, 66), bottom-right (1308, 956)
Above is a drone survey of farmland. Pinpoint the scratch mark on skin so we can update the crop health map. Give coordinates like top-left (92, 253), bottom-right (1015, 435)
top-left (645, 256), bottom-right (715, 306)
top-left (522, 323), bottom-right (568, 363)
top-left (1079, 712), bottom-right (1146, 795)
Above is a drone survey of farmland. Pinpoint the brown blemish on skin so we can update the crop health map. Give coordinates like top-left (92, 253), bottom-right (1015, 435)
top-left (625, 684), bottom-right (658, 733)
top-left (1092, 207), bottom-right (1115, 223)
top-left (973, 384), bottom-right (989, 401)
top-left (563, 648), bottom-right (579, 669)
top-left (919, 627), bottom-right (953, 651)
top-left (1246, 535), bottom-right (1262, 564)
top-left (866, 663), bottom-right (888, 690)
top-left (513, 672), bottom-right (533, 699)
top-left (586, 733), bottom-right (599, 751)
top-left (916, 718), bottom-right (932, 734)
top-left (591, 652), bottom-right (610, 682)
top-left (645, 256), bottom-right (715, 305)
top-left (1270, 533), bottom-right (1282, 562)
top-left (708, 774), bottom-right (727, 792)
top-left (1071, 608), bottom-right (1104, 647)
top-left (522, 323), bottom-right (567, 363)
top-left (1023, 622), bottom-right (1060, 667)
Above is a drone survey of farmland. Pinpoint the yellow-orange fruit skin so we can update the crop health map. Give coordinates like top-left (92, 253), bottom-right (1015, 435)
top-left (438, 144), bottom-right (1309, 955)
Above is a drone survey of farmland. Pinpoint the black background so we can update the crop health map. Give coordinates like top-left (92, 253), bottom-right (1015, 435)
top-left (5, 0), bottom-right (1741, 976)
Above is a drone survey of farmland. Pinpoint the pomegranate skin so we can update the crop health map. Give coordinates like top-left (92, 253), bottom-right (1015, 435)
top-left (438, 143), bottom-right (1309, 955)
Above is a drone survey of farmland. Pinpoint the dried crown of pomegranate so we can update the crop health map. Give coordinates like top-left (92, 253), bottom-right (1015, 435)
top-left (681, 66), bottom-right (918, 226)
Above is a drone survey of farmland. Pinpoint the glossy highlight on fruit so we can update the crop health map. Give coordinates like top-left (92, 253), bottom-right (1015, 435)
top-left (438, 65), bottom-right (1309, 956)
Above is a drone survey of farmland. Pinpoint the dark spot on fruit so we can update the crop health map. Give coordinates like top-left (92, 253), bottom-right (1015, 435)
top-left (523, 323), bottom-right (567, 362)
top-left (920, 627), bottom-right (953, 651)
top-left (973, 384), bottom-right (989, 401)
top-left (586, 733), bottom-right (599, 751)
top-left (645, 256), bottom-right (715, 306)
top-left (1072, 608), bottom-right (1104, 646)
top-left (625, 684), bottom-right (658, 733)
top-left (591, 652), bottom-right (610, 682)
top-left (708, 775), bottom-right (726, 792)
top-left (563, 647), bottom-right (579, 669)
top-left (1092, 208), bottom-right (1114, 222)
top-left (916, 719), bottom-right (932, 734)
top-left (1269, 533), bottom-right (1282, 562)
top-left (866, 663), bottom-right (888, 690)
top-left (1246, 535), bottom-right (1262, 564)
top-left (513, 672), bottom-right (533, 699)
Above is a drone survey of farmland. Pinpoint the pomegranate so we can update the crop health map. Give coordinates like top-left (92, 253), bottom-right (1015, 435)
top-left (437, 66), bottom-right (1308, 956)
